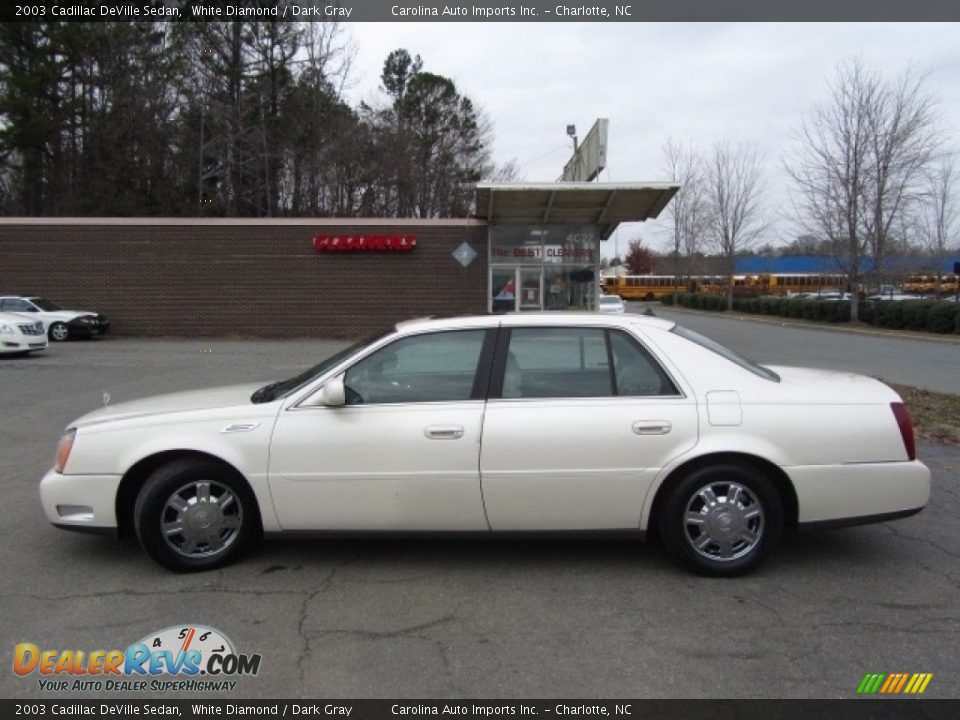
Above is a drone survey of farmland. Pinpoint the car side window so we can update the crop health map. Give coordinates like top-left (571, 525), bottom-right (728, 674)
top-left (2, 299), bottom-right (33, 312)
top-left (609, 330), bottom-right (680, 396)
top-left (344, 330), bottom-right (486, 405)
top-left (502, 328), bottom-right (612, 398)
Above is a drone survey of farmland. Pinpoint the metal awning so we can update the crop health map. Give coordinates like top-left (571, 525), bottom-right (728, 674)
top-left (474, 182), bottom-right (679, 239)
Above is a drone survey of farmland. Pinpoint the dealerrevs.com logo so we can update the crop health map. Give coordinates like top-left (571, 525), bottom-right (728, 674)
top-left (13, 625), bottom-right (261, 693)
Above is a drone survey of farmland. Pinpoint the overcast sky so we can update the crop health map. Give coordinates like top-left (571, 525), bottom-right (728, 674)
top-left (342, 23), bottom-right (960, 256)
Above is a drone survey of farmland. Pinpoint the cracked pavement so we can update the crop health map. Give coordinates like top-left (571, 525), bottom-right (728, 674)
top-left (1, 338), bottom-right (958, 699)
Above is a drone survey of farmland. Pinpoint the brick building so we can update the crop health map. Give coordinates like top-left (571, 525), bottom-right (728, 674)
top-left (0, 183), bottom-right (676, 338)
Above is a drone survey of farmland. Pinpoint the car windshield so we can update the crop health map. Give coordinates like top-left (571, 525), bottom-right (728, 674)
top-left (250, 329), bottom-right (393, 404)
top-left (29, 298), bottom-right (62, 311)
top-left (671, 325), bottom-right (780, 382)
top-left (599, 297), bottom-right (620, 304)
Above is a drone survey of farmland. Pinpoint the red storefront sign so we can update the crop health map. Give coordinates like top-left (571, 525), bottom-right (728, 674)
top-left (313, 234), bottom-right (417, 252)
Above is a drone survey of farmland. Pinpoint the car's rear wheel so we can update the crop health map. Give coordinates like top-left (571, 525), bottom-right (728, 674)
top-left (659, 463), bottom-right (782, 577)
top-left (49, 322), bottom-right (69, 342)
top-left (134, 459), bottom-right (257, 572)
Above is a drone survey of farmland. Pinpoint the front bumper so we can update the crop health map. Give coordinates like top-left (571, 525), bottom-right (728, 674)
top-left (790, 459), bottom-right (930, 525)
top-left (68, 316), bottom-right (110, 338)
top-left (40, 469), bottom-right (121, 533)
top-left (1, 338), bottom-right (47, 353)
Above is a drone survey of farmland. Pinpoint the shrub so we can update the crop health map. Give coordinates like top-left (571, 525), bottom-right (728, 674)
top-left (877, 301), bottom-right (905, 329)
top-left (926, 302), bottom-right (958, 334)
top-left (832, 300), bottom-right (851, 322)
top-left (900, 302), bottom-right (934, 332)
top-left (660, 294), bottom-right (675, 306)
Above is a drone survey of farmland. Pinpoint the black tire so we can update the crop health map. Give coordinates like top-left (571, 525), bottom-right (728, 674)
top-left (658, 463), bottom-right (782, 577)
top-left (134, 459), bottom-right (258, 572)
top-left (49, 322), bottom-right (69, 342)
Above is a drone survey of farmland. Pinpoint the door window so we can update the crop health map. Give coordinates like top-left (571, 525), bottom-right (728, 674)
top-left (500, 327), bottom-right (680, 399)
top-left (2, 298), bottom-right (34, 312)
top-left (344, 330), bottom-right (486, 405)
top-left (608, 330), bottom-right (680, 396)
top-left (502, 328), bottom-right (612, 398)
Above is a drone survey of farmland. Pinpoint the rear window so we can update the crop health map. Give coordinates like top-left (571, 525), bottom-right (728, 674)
top-left (671, 325), bottom-right (780, 382)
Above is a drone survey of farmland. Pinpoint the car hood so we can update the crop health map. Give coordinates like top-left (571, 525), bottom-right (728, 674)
top-left (44, 310), bottom-right (99, 321)
top-left (71, 382), bottom-right (266, 428)
top-left (0, 312), bottom-right (41, 324)
top-left (763, 365), bottom-right (900, 403)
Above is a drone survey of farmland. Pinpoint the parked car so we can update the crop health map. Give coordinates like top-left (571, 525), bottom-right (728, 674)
top-left (0, 312), bottom-right (47, 356)
top-left (864, 293), bottom-right (924, 302)
top-left (0, 296), bottom-right (110, 341)
top-left (597, 295), bottom-right (626, 314)
top-left (40, 313), bottom-right (929, 576)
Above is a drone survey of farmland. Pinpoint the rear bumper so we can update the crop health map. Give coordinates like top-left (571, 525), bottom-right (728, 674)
top-left (40, 469), bottom-right (121, 532)
top-left (788, 460), bottom-right (930, 524)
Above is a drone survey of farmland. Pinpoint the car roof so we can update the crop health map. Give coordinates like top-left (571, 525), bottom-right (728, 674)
top-left (394, 313), bottom-right (676, 333)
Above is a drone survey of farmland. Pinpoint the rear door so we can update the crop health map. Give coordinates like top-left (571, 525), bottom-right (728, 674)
top-left (479, 325), bottom-right (698, 530)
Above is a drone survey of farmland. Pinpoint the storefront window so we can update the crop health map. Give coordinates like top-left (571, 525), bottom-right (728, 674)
top-left (489, 225), bottom-right (600, 312)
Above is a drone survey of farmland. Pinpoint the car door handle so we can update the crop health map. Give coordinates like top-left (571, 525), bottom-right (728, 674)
top-left (424, 425), bottom-right (464, 440)
top-left (632, 421), bottom-right (672, 435)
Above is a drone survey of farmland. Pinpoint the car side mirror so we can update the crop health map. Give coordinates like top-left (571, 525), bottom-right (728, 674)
top-left (320, 376), bottom-right (346, 407)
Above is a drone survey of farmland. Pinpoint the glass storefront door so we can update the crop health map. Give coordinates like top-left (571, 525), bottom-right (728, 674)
top-left (491, 268), bottom-right (544, 312)
top-left (519, 269), bottom-right (542, 310)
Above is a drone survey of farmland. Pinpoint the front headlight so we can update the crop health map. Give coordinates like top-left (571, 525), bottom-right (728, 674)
top-left (0, 323), bottom-right (14, 335)
top-left (55, 429), bottom-right (76, 473)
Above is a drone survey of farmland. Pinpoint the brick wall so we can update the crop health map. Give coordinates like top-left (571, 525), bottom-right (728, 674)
top-left (0, 221), bottom-right (489, 338)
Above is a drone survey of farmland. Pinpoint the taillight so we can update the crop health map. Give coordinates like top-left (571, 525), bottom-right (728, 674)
top-left (54, 429), bottom-right (76, 473)
top-left (890, 403), bottom-right (916, 461)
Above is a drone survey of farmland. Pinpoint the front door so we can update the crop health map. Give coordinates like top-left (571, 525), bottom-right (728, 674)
top-left (268, 329), bottom-right (493, 531)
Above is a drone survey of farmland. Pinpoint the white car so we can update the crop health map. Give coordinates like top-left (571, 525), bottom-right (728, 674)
top-left (597, 295), bottom-right (626, 314)
top-left (0, 296), bottom-right (110, 341)
top-left (0, 312), bottom-right (47, 356)
top-left (865, 294), bottom-right (924, 302)
top-left (40, 314), bottom-right (930, 576)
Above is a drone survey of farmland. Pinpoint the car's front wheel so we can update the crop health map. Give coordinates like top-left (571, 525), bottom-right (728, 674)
top-left (659, 463), bottom-right (782, 577)
top-left (48, 322), bottom-right (69, 341)
top-left (134, 459), bottom-right (257, 572)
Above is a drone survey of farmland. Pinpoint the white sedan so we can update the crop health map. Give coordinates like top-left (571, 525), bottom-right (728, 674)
top-left (40, 314), bottom-right (929, 576)
top-left (0, 312), bottom-right (48, 356)
top-left (597, 295), bottom-right (626, 313)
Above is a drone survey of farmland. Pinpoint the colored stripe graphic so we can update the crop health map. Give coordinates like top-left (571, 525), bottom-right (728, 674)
top-left (857, 673), bottom-right (932, 694)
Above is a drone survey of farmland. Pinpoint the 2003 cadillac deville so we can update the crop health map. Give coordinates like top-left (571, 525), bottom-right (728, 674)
top-left (40, 314), bottom-right (930, 576)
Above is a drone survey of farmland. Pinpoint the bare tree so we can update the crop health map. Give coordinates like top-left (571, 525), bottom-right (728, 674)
top-left (785, 61), bottom-right (878, 321)
top-left (662, 139), bottom-right (710, 300)
top-left (707, 141), bottom-right (765, 310)
top-left (863, 64), bottom-right (941, 284)
top-left (786, 59), bottom-right (943, 319)
top-left (917, 154), bottom-right (958, 298)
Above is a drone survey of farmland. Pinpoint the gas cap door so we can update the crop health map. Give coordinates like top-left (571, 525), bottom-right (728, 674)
top-left (706, 390), bottom-right (742, 426)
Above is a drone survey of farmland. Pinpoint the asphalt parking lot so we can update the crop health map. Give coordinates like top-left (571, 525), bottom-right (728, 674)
top-left (2, 332), bottom-right (959, 699)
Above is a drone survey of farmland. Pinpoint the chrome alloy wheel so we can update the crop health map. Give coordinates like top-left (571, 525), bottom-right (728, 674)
top-left (50, 323), bottom-right (69, 341)
top-left (683, 481), bottom-right (764, 562)
top-left (160, 480), bottom-right (243, 559)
